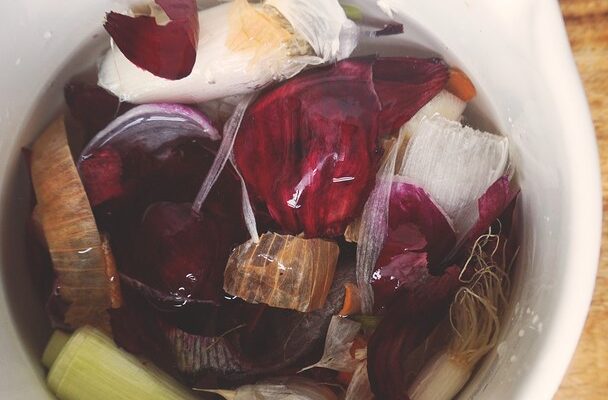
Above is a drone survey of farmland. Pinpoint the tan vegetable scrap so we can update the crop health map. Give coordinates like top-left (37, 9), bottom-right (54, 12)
top-left (30, 117), bottom-right (121, 331)
top-left (223, 232), bottom-right (339, 312)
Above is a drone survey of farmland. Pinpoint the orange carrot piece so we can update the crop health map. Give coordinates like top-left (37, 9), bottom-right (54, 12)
top-left (445, 68), bottom-right (477, 101)
top-left (339, 283), bottom-right (362, 316)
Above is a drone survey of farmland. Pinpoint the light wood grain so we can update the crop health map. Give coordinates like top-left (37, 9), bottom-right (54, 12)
top-left (556, 1), bottom-right (608, 399)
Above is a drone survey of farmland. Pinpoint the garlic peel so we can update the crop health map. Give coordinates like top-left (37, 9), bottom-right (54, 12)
top-left (98, 0), bottom-right (357, 104)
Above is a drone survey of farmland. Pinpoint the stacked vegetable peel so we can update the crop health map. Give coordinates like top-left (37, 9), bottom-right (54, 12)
top-left (26, 1), bottom-right (520, 399)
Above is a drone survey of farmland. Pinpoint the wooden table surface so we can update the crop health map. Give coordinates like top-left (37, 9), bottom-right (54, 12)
top-left (555, 1), bottom-right (608, 399)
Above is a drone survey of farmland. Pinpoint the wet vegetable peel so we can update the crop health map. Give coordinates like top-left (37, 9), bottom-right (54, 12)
top-left (31, 116), bottom-right (121, 332)
top-left (99, 0), bottom-right (357, 103)
top-left (224, 233), bottom-right (339, 312)
top-left (104, 0), bottom-right (199, 80)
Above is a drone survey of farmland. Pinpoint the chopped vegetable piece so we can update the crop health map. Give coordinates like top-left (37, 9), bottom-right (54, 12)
top-left (367, 266), bottom-right (461, 400)
top-left (398, 90), bottom-right (466, 144)
top-left (45, 326), bottom-right (198, 400)
top-left (31, 116), bottom-right (120, 332)
top-left (445, 68), bottom-right (477, 102)
top-left (104, 0), bottom-right (199, 80)
top-left (234, 57), bottom-right (448, 238)
top-left (99, 0), bottom-right (357, 103)
top-left (42, 330), bottom-right (70, 369)
top-left (224, 233), bottom-right (339, 312)
top-left (399, 115), bottom-right (509, 237)
top-left (339, 283), bottom-right (362, 316)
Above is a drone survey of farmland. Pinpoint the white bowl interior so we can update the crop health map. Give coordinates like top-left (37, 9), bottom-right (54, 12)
top-left (0, 1), bottom-right (600, 399)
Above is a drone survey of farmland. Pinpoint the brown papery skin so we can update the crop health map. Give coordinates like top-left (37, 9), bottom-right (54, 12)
top-left (224, 233), bottom-right (339, 312)
top-left (31, 116), bottom-right (120, 332)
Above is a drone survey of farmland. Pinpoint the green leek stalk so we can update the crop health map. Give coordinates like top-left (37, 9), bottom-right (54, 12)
top-left (44, 326), bottom-right (198, 400)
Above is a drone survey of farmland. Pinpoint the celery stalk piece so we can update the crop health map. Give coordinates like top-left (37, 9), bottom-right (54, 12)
top-left (46, 327), bottom-right (198, 400)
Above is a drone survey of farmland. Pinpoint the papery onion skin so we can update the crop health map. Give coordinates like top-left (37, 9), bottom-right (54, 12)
top-left (234, 57), bottom-right (448, 238)
top-left (104, 0), bottom-right (199, 80)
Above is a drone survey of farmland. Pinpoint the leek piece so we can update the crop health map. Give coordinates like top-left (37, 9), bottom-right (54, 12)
top-left (399, 116), bottom-right (509, 235)
top-left (408, 353), bottom-right (471, 400)
top-left (42, 330), bottom-right (70, 369)
top-left (407, 231), bottom-right (511, 400)
top-left (46, 326), bottom-right (198, 400)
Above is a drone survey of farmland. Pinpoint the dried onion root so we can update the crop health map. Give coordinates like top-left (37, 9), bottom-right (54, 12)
top-left (408, 229), bottom-right (514, 400)
top-left (31, 116), bottom-right (121, 332)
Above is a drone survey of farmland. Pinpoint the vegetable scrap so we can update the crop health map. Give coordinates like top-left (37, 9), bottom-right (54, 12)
top-left (26, 1), bottom-right (521, 399)
top-left (224, 233), bottom-right (339, 312)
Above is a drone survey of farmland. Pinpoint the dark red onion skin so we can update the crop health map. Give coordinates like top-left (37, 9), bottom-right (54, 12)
top-left (367, 180), bottom-right (520, 399)
top-left (129, 202), bottom-right (244, 303)
top-left (367, 266), bottom-right (461, 400)
top-left (104, 0), bottom-right (199, 80)
top-left (77, 105), bottom-right (246, 304)
top-left (64, 82), bottom-right (134, 141)
top-left (372, 182), bottom-right (456, 311)
top-left (234, 57), bottom-right (448, 238)
top-left (464, 176), bottom-right (518, 243)
top-left (109, 258), bottom-right (355, 389)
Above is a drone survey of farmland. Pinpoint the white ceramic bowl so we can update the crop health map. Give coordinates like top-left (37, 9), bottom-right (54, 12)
top-left (0, 1), bottom-right (601, 399)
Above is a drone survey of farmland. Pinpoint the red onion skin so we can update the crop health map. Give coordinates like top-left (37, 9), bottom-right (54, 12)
top-left (78, 104), bottom-right (246, 305)
top-left (64, 83), bottom-right (134, 140)
top-left (104, 0), bottom-right (199, 80)
top-left (371, 182), bottom-right (456, 311)
top-left (234, 57), bottom-right (449, 238)
top-left (367, 266), bottom-right (461, 400)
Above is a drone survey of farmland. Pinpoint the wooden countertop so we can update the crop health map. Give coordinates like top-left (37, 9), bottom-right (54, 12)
top-left (555, 1), bottom-right (608, 399)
